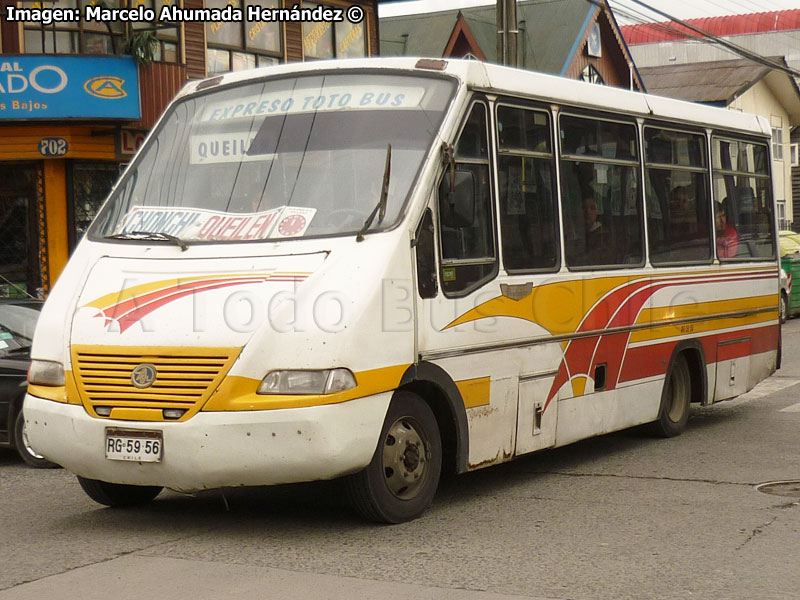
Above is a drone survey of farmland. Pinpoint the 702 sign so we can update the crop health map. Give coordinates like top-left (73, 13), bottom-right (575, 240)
top-left (38, 137), bottom-right (68, 157)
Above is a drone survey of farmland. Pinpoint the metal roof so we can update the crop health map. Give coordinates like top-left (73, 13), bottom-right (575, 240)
top-left (638, 58), bottom-right (771, 103)
top-left (621, 9), bottom-right (800, 46)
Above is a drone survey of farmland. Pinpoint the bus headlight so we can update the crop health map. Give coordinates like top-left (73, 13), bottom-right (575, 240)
top-left (28, 360), bottom-right (65, 387)
top-left (257, 369), bottom-right (357, 395)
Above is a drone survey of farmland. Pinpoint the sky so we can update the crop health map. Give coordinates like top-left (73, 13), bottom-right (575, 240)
top-left (378, 0), bottom-right (800, 24)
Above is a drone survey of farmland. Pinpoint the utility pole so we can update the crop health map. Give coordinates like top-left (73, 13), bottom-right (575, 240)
top-left (496, 0), bottom-right (519, 67)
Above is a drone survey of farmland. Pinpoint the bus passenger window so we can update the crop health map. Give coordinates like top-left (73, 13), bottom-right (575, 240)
top-left (496, 105), bottom-right (558, 271)
top-left (711, 138), bottom-right (775, 260)
top-left (715, 199), bottom-right (739, 258)
top-left (559, 115), bottom-right (642, 268)
top-left (438, 102), bottom-right (497, 297)
top-left (644, 127), bottom-right (712, 265)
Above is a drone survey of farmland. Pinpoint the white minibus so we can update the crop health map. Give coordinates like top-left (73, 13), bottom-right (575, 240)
top-left (25, 58), bottom-right (779, 522)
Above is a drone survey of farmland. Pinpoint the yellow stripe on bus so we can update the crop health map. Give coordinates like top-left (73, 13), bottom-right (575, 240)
top-left (203, 363), bottom-right (412, 411)
top-left (630, 311), bottom-right (777, 343)
top-left (635, 295), bottom-right (776, 325)
top-left (455, 376), bottom-right (491, 408)
top-left (446, 269), bottom-right (776, 336)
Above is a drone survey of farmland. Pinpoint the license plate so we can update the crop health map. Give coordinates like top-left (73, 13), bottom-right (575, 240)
top-left (105, 428), bottom-right (163, 462)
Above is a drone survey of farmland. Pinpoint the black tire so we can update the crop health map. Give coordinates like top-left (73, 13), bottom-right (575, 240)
top-left (346, 392), bottom-right (442, 524)
top-left (13, 406), bottom-right (59, 469)
top-left (77, 476), bottom-right (162, 507)
top-left (652, 353), bottom-right (691, 438)
top-left (780, 291), bottom-right (789, 324)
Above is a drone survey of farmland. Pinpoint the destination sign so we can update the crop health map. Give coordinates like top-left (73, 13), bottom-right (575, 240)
top-left (115, 205), bottom-right (317, 241)
top-left (201, 85), bottom-right (426, 123)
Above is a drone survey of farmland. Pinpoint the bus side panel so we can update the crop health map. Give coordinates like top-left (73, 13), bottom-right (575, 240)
top-left (431, 354), bottom-right (518, 470)
top-left (554, 379), bottom-right (663, 448)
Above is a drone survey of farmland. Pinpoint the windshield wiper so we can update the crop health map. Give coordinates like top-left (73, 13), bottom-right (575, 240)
top-left (104, 231), bottom-right (189, 252)
top-left (357, 143), bottom-right (391, 242)
top-left (6, 346), bottom-right (31, 356)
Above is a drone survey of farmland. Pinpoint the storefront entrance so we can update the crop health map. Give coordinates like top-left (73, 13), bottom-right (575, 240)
top-left (0, 163), bottom-right (44, 298)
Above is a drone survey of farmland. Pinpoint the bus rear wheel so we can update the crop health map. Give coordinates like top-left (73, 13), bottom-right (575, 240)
top-left (77, 476), bottom-right (162, 507)
top-left (652, 353), bottom-right (691, 438)
top-left (346, 392), bottom-right (442, 524)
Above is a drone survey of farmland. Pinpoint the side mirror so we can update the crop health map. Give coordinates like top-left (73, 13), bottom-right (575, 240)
top-left (439, 169), bottom-right (475, 228)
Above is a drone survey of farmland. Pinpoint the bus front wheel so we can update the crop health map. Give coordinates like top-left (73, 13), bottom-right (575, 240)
top-left (77, 476), bottom-right (163, 507)
top-left (652, 353), bottom-right (691, 438)
top-left (346, 392), bottom-right (442, 524)
top-left (13, 406), bottom-right (59, 469)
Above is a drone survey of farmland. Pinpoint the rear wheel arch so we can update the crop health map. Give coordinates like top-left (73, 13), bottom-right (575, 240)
top-left (651, 341), bottom-right (706, 438)
top-left (675, 340), bottom-right (708, 406)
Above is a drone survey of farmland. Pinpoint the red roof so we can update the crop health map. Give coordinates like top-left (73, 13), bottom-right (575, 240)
top-left (621, 9), bottom-right (800, 45)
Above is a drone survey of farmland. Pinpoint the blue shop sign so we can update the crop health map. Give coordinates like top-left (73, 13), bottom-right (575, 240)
top-left (0, 56), bottom-right (140, 120)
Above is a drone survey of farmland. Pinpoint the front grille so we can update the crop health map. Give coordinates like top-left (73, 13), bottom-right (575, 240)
top-left (71, 345), bottom-right (239, 421)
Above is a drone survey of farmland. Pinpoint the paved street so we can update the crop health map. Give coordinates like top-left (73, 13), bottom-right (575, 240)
top-left (2, 321), bottom-right (800, 600)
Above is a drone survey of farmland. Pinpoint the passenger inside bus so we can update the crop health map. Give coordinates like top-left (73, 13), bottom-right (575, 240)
top-left (669, 186), bottom-right (690, 225)
top-left (715, 199), bottom-right (739, 258)
top-left (583, 194), bottom-right (608, 254)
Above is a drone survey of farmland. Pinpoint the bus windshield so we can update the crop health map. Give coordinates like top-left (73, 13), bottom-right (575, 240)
top-left (91, 72), bottom-right (456, 244)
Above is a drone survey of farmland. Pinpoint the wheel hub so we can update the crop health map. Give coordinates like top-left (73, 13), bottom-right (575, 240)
top-left (382, 418), bottom-right (428, 500)
top-left (402, 443), bottom-right (421, 472)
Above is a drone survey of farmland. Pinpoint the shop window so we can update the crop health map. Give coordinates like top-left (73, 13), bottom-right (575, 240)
top-left (22, 0), bottom-right (181, 62)
top-left (302, 2), bottom-right (366, 59)
top-left (69, 163), bottom-right (120, 251)
top-left (205, 0), bottom-right (282, 74)
top-left (0, 164), bottom-right (42, 298)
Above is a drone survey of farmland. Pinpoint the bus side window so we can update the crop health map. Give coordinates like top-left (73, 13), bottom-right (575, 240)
top-left (559, 115), bottom-right (643, 268)
top-left (496, 104), bottom-right (559, 272)
top-left (644, 127), bottom-right (713, 265)
top-left (711, 138), bottom-right (775, 260)
top-left (438, 102), bottom-right (498, 297)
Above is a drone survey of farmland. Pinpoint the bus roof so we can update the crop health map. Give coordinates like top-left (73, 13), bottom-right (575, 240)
top-left (180, 57), bottom-right (770, 138)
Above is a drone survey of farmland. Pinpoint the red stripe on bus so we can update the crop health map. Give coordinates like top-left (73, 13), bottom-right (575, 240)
top-left (618, 325), bottom-right (779, 382)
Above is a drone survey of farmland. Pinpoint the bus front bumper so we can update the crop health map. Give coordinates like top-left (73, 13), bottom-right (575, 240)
top-left (23, 393), bottom-right (391, 492)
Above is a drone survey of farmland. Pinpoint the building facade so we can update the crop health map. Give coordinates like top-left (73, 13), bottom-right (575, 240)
top-left (380, 0), bottom-right (645, 92)
top-left (0, 0), bottom-right (379, 297)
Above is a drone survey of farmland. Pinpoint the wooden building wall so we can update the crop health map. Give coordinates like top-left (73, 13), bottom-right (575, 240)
top-left (564, 9), bottom-right (642, 91)
top-left (184, 0), bottom-right (208, 80)
top-left (132, 63), bottom-right (187, 130)
top-left (0, 1), bottom-right (20, 53)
